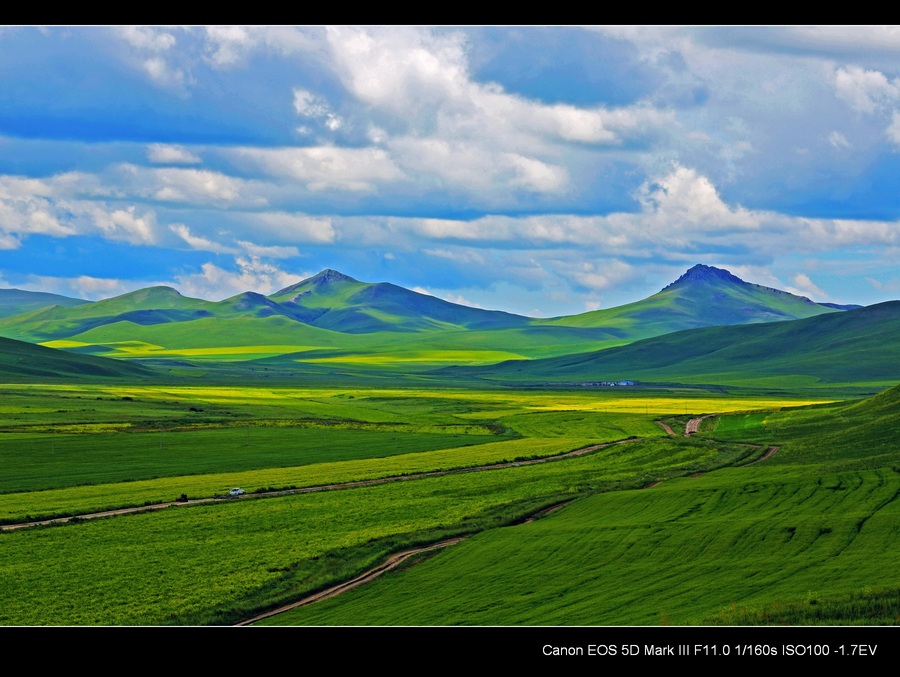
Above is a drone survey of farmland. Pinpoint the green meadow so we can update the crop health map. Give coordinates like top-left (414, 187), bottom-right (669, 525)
top-left (0, 338), bottom-right (896, 627)
top-left (259, 384), bottom-right (900, 626)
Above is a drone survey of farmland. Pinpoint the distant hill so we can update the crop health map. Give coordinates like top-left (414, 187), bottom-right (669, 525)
top-left (0, 288), bottom-right (88, 319)
top-left (0, 265), bottom-right (864, 372)
top-left (0, 335), bottom-right (155, 382)
top-left (268, 269), bottom-right (531, 333)
top-left (451, 301), bottom-right (900, 389)
top-left (540, 264), bottom-right (843, 336)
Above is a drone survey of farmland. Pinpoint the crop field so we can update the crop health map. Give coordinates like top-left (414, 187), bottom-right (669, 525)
top-left (3, 380), bottom-right (895, 626)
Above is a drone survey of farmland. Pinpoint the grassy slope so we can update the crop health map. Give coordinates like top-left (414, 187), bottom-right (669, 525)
top-left (0, 289), bottom-right (88, 318)
top-left (539, 264), bottom-right (839, 332)
top-left (261, 384), bottom-right (900, 626)
top-left (0, 266), bottom-right (855, 374)
top-left (455, 301), bottom-right (900, 389)
top-left (0, 432), bottom-right (756, 625)
top-left (0, 336), bottom-right (154, 381)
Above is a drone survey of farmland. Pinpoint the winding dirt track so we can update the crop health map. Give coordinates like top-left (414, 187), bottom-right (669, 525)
top-left (685, 415), bottom-right (714, 435)
top-left (746, 445), bottom-right (780, 465)
top-left (4, 428), bottom-right (783, 625)
top-left (234, 537), bottom-right (468, 626)
top-left (655, 421), bottom-right (676, 435)
top-left (0, 438), bottom-right (639, 533)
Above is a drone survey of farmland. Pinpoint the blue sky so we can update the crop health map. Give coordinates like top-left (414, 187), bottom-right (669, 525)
top-left (0, 25), bottom-right (898, 316)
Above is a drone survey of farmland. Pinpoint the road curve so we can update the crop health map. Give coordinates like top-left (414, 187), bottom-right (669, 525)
top-left (235, 537), bottom-right (468, 626)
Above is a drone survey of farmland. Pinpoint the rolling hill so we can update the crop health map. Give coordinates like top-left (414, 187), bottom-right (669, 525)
top-left (0, 265), bottom-right (858, 371)
top-left (0, 335), bottom-right (155, 381)
top-left (0, 288), bottom-right (88, 319)
top-left (451, 300), bottom-right (900, 390)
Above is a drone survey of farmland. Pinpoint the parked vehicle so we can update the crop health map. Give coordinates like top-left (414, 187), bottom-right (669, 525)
top-left (229, 487), bottom-right (245, 497)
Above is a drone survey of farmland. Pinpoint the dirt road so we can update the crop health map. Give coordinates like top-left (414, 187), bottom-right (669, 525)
top-left (0, 438), bottom-right (639, 532)
top-left (234, 537), bottom-right (468, 626)
top-left (684, 415), bottom-right (713, 435)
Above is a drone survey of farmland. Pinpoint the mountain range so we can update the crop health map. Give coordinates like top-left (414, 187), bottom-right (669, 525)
top-left (0, 264), bottom-right (892, 391)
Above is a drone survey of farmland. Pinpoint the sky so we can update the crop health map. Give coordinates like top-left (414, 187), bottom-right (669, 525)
top-left (0, 25), bottom-right (899, 317)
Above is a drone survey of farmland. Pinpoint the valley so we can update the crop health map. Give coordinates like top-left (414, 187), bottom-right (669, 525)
top-left (0, 264), bottom-right (897, 627)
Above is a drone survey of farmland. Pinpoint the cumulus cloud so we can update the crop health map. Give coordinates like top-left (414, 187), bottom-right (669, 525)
top-left (236, 240), bottom-right (300, 259)
top-left (113, 164), bottom-right (263, 206)
top-left (0, 232), bottom-right (20, 249)
top-left (832, 65), bottom-right (900, 113)
top-left (348, 165), bottom-right (900, 260)
top-left (423, 248), bottom-right (486, 265)
top-left (118, 26), bottom-right (176, 53)
top-left (389, 138), bottom-right (567, 195)
top-left (114, 26), bottom-right (190, 91)
top-left (563, 260), bottom-right (635, 293)
top-left (292, 88), bottom-right (343, 133)
top-left (232, 146), bottom-right (403, 192)
top-left (312, 26), bottom-right (673, 197)
top-left (170, 223), bottom-right (238, 254)
top-left (887, 111), bottom-right (900, 146)
top-left (21, 274), bottom-right (134, 301)
top-left (253, 212), bottom-right (337, 244)
top-left (787, 272), bottom-right (828, 300)
top-left (324, 25), bottom-right (668, 144)
top-left (0, 173), bottom-right (166, 246)
top-left (174, 256), bottom-right (304, 300)
top-left (202, 25), bottom-right (254, 67)
top-left (201, 25), bottom-right (320, 68)
top-left (85, 205), bottom-right (159, 245)
top-left (827, 131), bottom-right (852, 149)
top-left (634, 164), bottom-right (758, 232)
top-left (146, 144), bottom-right (202, 165)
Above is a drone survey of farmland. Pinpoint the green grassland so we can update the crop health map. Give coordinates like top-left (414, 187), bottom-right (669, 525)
top-left (452, 301), bottom-right (900, 395)
top-left (259, 384), bottom-right (900, 626)
top-left (0, 432), bottom-right (755, 625)
top-left (0, 378), bottom-right (894, 626)
top-left (3, 384), bottom-right (801, 523)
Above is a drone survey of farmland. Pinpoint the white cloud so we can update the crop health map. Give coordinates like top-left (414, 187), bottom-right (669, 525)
top-left (389, 138), bottom-right (567, 195)
top-left (0, 232), bottom-right (20, 249)
top-left (423, 248), bottom-right (486, 265)
top-left (174, 256), bottom-right (303, 300)
top-left (147, 144), bottom-right (202, 165)
top-left (293, 88), bottom-right (331, 118)
top-left (202, 25), bottom-right (254, 67)
top-left (113, 164), bottom-right (262, 205)
top-left (86, 205), bottom-right (158, 245)
top-left (236, 240), bottom-right (300, 259)
top-left (866, 275), bottom-right (900, 293)
top-left (202, 25), bottom-right (320, 68)
top-left (314, 26), bottom-right (672, 197)
top-left (787, 272), bottom-right (828, 300)
top-left (253, 212), bottom-right (337, 244)
top-left (827, 131), bottom-right (852, 149)
top-left (170, 223), bottom-right (238, 254)
top-left (113, 26), bottom-right (190, 91)
top-left (887, 111), bottom-right (900, 146)
top-left (832, 65), bottom-right (900, 113)
top-left (117, 26), bottom-right (176, 52)
top-left (352, 166), bottom-right (900, 259)
top-left (232, 146), bottom-right (403, 192)
top-left (142, 56), bottom-right (187, 89)
top-left (20, 274), bottom-right (134, 301)
top-left (563, 260), bottom-right (635, 293)
top-left (633, 163), bottom-right (759, 231)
